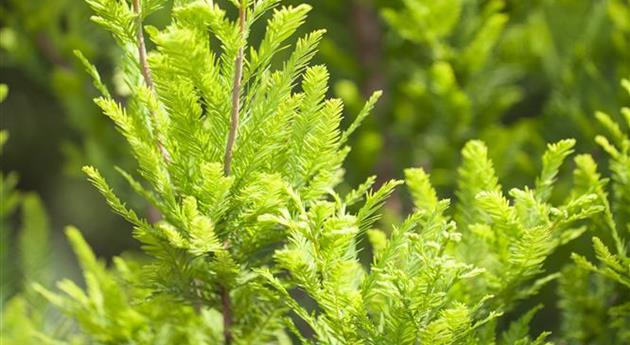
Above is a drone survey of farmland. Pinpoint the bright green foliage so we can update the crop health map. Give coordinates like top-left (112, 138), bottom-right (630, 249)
top-left (35, 0), bottom-right (382, 343)
top-left (453, 139), bottom-right (603, 311)
top-left (267, 136), bottom-right (602, 343)
top-left (34, 226), bottom-right (229, 344)
top-left (454, 140), bottom-right (501, 228)
top-left (0, 84), bottom-right (7, 102)
top-left (5, 0), bottom-right (629, 344)
top-left (263, 170), bottom-right (498, 344)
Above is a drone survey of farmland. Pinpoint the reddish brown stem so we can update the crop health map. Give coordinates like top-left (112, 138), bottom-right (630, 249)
top-left (223, 6), bottom-right (247, 177)
top-left (220, 285), bottom-right (233, 345)
top-left (132, 0), bottom-right (154, 89)
top-left (220, 5), bottom-right (246, 344)
top-left (131, 0), bottom-right (170, 162)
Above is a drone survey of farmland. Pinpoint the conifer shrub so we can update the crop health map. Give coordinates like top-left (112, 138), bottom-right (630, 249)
top-left (0, 1), bottom-right (629, 344)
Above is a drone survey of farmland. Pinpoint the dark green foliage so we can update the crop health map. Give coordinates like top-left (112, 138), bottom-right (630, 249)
top-left (0, 0), bottom-right (130, 176)
top-left (560, 80), bottom-right (630, 345)
top-left (1, 91), bottom-right (56, 343)
top-left (370, 0), bottom-right (630, 190)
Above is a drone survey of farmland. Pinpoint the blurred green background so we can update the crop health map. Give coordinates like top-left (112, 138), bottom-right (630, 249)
top-left (1, 0), bottom-right (629, 338)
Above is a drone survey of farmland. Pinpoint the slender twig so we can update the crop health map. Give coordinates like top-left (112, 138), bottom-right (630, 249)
top-left (131, 0), bottom-right (170, 162)
top-left (220, 285), bottom-right (233, 345)
top-left (220, 5), bottom-right (247, 344)
top-left (132, 0), bottom-right (154, 89)
top-left (223, 4), bottom-right (247, 176)
top-left (131, 0), bottom-right (169, 226)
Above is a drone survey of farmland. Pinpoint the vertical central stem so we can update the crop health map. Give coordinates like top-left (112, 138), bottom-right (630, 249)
top-left (223, 3), bottom-right (246, 177)
top-left (132, 0), bottom-right (170, 162)
top-left (221, 4), bottom-right (246, 345)
top-left (220, 285), bottom-right (233, 345)
top-left (132, 0), bottom-right (154, 89)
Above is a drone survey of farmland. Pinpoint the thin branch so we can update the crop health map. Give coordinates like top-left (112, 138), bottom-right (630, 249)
top-left (132, 0), bottom-right (154, 89)
top-left (131, 0), bottom-right (170, 162)
top-left (220, 5), bottom-right (247, 344)
top-left (220, 285), bottom-right (233, 345)
top-left (223, 4), bottom-right (247, 176)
